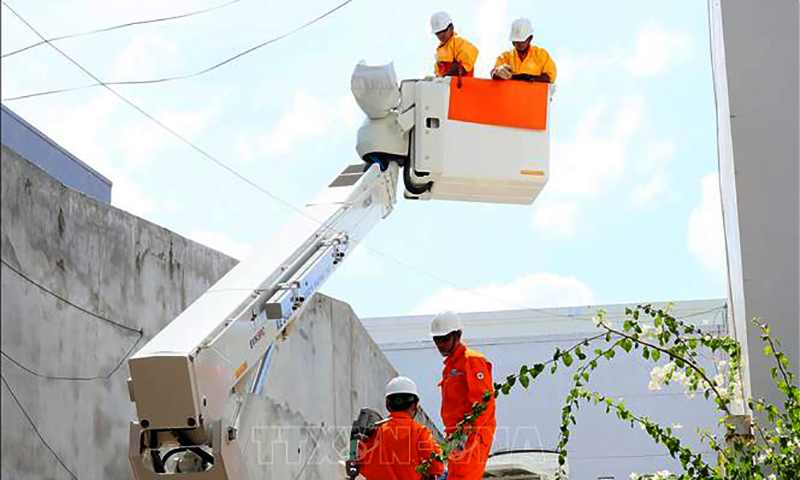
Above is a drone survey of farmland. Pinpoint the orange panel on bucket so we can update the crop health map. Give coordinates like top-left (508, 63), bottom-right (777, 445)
top-left (447, 77), bottom-right (549, 131)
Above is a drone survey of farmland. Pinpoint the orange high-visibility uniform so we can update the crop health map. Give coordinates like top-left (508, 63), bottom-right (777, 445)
top-left (494, 46), bottom-right (557, 82)
top-left (435, 34), bottom-right (479, 77)
top-left (359, 411), bottom-right (444, 480)
top-left (439, 343), bottom-right (496, 480)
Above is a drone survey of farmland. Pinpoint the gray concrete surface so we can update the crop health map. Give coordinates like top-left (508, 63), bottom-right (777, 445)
top-left (711, 0), bottom-right (800, 411)
top-left (1, 144), bottom-right (439, 479)
top-left (1, 144), bottom-right (238, 479)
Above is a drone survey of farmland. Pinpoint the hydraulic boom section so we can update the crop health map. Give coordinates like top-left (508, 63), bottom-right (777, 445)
top-left (127, 163), bottom-right (398, 479)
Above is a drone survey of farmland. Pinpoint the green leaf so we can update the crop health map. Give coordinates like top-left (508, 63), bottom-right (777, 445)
top-left (520, 374), bottom-right (530, 389)
top-left (621, 339), bottom-right (633, 353)
top-left (501, 383), bottom-right (511, 395)
top-left (562, 353), bottom-right (574, 367)
top-left (531, 363), bottom-right (545, 378)
top-left (651, 349), bottom-right (661, 362)
top-left (575, 347), bottom-right (586, 360)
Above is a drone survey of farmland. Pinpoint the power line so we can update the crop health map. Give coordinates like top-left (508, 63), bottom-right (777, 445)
top-left (1, 334), bottom-right (142, 381)
top-left (1, 373), bottom-right (79, 480)
top-left (2, 0), bottom-right (355, 102)
top-left (2, 2), bottom-right (721, 323)
top-left (0, 258), bottom-right (142, 335)
top-left (1, 1), bottom-right (562, 319)
top-left (1, 0), bottom-right (242, 59)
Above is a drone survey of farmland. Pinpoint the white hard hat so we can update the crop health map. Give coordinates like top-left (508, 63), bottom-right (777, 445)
top-left (510, 18), bottom-right (533, 42)
top-left (386, 376), bottom-right (419, 398)
top-left (430, 310), bottom-right (463, 337)
top-left (430, 11), bottom-right (453, 34)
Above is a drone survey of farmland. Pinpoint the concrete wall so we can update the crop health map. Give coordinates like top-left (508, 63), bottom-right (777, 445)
top-left (1, 144), bottom-right (238, 479)
top-left (711, 0), bottom-right (800, 410)
top-left (1, 105), bottom-right (112, 203)
top-left (1, 144), bottom-right (438, 479)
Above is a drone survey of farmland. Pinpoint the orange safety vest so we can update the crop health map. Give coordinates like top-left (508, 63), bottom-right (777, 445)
top-left (435, 35), bottom-right (479, 77)
top-left (359, 411), bottom-right (444, 480)
top-left (439, 343), bottom-right (496, 435)
top-left (439, 343), bottom-right (496, 480)
top-left (436, 61), bottom-right (475, 77)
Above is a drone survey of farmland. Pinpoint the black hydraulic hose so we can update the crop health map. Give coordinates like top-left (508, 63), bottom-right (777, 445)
top-left (402, 161), bottom-right (433, 195)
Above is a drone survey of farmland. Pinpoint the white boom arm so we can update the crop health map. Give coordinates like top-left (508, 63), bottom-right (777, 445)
top-left (127, 66), bottom-right (553, 478)
top-left (127, 162), bottom-right (399, 479)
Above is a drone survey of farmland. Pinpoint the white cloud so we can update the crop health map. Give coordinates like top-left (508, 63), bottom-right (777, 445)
top-left (628, 172), bottom-right (668, 209)
top-left (637, 141), bottom-right (675, 173)
top-left (115, 105), bottom-right (216, 169)
top-left (533, 199), bottom-right (579, 238)
top-left (48, 93), bottom-right (118, 171)
top-left (557, 52), bottom-right (623, 86)
top-left (687, 173), bottom-right (726, 277)
top-left (412, 273), bottom-right (594, 314)
top-left (549, 95), bottom-right (644, 197)
top-left (114, 35), bottom-right (179, 80)
top-left (112, 177), bottom-right (157, 217)
top-left (624, 22), bottom-right (692, 76)
top-left (188, 230), bottom-right (252, 260)
top-left (239, 91), bottom-right (361, 160)
top-left (615, 94), bottom-right (645, 137)
top-left (474, 0), bottom-right (508, 77)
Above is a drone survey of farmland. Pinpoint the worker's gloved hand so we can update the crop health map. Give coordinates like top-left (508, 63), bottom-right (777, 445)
top-left (492, 65), bottom-right (513, 80)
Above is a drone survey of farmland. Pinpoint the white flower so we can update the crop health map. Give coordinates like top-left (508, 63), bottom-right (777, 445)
top-left (671, 423), bottom-right (683, 430)
top-left (629, 473), bottom-right (638, 480)
top-left (592, 314), bottom-right (611, 328)
top-left (713, 373), bottom-right (725, 387)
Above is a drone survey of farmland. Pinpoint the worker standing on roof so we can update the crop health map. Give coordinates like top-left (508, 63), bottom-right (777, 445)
top-left (491, 18), bottom-right (556, 83)
top-left (431, 311), bottom-right (496, 480)
top-left (431, 11), bottom-right (479, 78)
top-left (358, 376), bottom-right (444, 480)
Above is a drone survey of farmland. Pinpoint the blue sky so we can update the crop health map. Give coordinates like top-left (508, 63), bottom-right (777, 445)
top-left (1, 0), bottom-right (727, 318)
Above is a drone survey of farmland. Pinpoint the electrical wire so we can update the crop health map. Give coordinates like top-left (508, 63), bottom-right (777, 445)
top-left (0, 1), bottom-right (574, 320)
top-left (1, 0), bottom-right (242, 59)
top-left (1, 335), bottom-right (142, 381)
top-left (0, 2), bottom-right (732, 324)
top-left (2, 0), bottom-right (354, 102)
top-left (0, 258), bottom-right (142, 335)
top-left (1, 373), bottom-right (79, 480)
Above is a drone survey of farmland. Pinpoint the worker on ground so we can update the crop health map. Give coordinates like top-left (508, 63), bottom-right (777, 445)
top-left (431, 11), bottom-right (479, 78)
top-left (491, 18), bottom-right (556, 83)
top-left (431, 311), bottom-right (496, 480)
top-left (358, 376), bottom-right (444, 480)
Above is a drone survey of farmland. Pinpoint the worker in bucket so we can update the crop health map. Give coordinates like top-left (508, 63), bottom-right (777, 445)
top-left (431, 11), bottom-right (479, 78)
top-left (491, 18), bottom-right (556, 83)
top-left (358, 376), bottom-right (444, 480)
top-left (431, 311), bottom-right (496, 480)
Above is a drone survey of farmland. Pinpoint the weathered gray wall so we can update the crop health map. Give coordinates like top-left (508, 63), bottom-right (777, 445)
top-left (1, 144), bottom-right (439, 479)
top-left (1, 144), bottom-right (239, 479)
